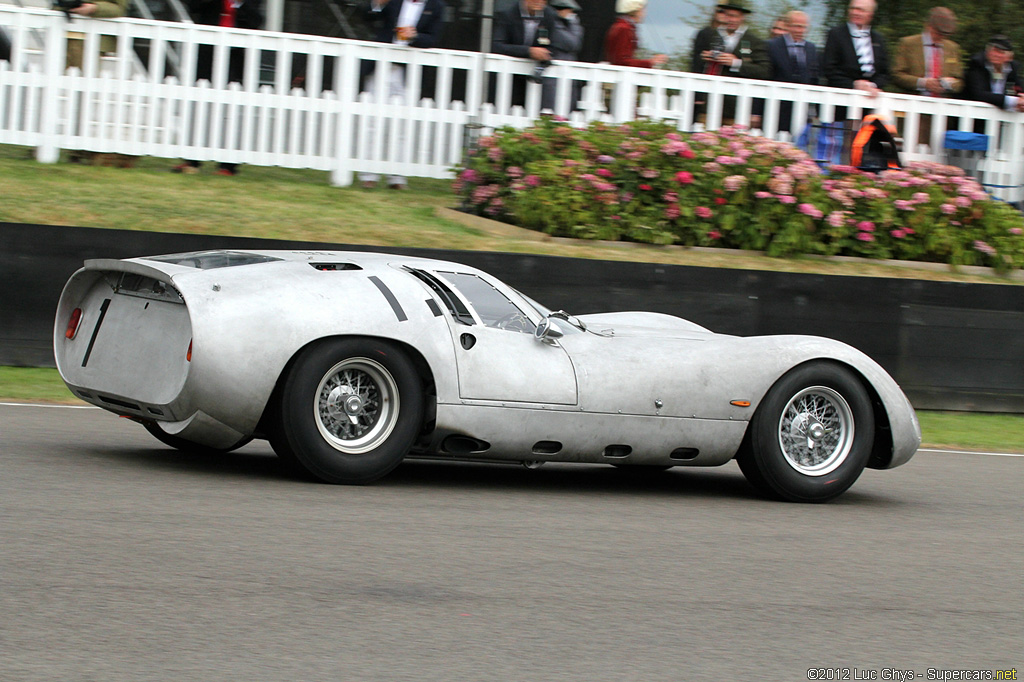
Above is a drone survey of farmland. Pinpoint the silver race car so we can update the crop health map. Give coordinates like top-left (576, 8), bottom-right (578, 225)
top-left (54, 250), bottom-right (920, 502)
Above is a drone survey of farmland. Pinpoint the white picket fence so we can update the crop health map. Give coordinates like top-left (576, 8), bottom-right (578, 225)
top-left (2, 5), bottom-right (1023, 196)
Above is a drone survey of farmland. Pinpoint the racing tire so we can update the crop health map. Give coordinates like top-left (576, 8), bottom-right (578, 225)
top-left (143, 421), bottom-right (251, 454)
top-left (271, 338), bottom-right (424, 484)
top-left (737, 362), bottom-right (874, 503)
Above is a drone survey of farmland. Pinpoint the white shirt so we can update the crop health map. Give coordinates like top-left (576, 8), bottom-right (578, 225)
top-left (372, 0), bottom-right (426, 46)
top-left (717, 26), bottom-right (747, 72)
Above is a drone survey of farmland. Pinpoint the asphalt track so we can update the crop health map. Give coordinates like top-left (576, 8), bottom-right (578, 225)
top-left (1, 403), bottom-right (1021, 681)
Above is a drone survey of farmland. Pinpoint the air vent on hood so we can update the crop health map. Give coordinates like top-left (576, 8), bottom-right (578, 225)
top-left (310, 263), bottom-right (362, 271)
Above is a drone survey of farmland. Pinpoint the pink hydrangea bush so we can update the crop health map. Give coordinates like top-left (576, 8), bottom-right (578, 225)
top-left (453, 119), bottom-right (1024, 271)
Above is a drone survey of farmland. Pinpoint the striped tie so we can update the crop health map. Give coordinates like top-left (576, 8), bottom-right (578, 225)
top-left (853, 30), bottom-right (874, 77)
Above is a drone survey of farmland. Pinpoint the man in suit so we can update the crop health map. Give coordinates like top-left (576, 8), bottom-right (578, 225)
top-left (822, 0), bottom-right (889, 95)
top-left (492, 0), bottom-right (558, 108)
top-left (690, 0), bottom-right (770, 126)
top-left (822, 0), bottom-right (888, 128)
top-left (893, 7), bottom-right (963, 146)
top-left (357, 0), bottom-right (446, 189)
top-left (690, 1), bottom-right (770, 81)
top-left (767, 10), bottom-right (819, 132)
top-left (964, 35), bottom-right (1024, 112)
top-left (893, 8), bottom-right (962, 97)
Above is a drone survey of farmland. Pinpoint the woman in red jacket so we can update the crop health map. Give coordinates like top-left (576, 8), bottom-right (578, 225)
top-left (604, 0), bottom-right (667, 68)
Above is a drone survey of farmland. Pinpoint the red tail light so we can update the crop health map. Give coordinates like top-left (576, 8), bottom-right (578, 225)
top-left (186, 339), bottom-right (192, 362)
top-left (65, 308), bottom-right (83, 339)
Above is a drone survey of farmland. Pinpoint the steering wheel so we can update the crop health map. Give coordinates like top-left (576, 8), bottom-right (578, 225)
top-left (492, 312), bottom-right (533, 333)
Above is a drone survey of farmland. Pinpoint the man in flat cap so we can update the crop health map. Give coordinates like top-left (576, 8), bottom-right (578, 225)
top-left (542, 0), bottom-right (583, 112)
top-left (893, 7), bottom-right (963, 146)
top-left (964, 35), bottom-right (1024, 111)
top-left (893, 7), bottom-right (962, 97)
top-left (691, 1), bottom-right (770, 80)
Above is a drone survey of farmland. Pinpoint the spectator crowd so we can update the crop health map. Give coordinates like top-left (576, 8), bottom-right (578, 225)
top-left (7, 0), bottom-right (1022, 178)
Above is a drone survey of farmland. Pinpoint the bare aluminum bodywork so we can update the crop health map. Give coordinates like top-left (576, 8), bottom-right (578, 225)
top-left (54, 250), bottom-right (921, 468)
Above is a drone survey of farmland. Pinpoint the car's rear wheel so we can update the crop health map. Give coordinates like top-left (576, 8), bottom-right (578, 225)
top-left (270, 338), bottom-right (424, 484)
top-left (142, 421), bottom-right (251, 454)
top-left (737, 362), bottom-right (874, 502)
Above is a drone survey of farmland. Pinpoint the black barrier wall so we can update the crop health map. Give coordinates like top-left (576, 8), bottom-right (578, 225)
top-left (3, 222), bottom-right (1022, 412)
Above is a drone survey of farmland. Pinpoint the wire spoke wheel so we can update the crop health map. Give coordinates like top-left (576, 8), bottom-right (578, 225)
top-left (315, 358), bottom-right (400, 454)
top-left (271, 338), bottom-right (424, 485)
top-left (778, 386), bottom-right (854, 476)
top-left (737, 362), bottom-right (875, 502)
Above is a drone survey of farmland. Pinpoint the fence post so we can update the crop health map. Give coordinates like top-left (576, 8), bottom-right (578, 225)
top-left (35, 13), bottom-right (65, 163)
top-left (330, 42), bottom-right (355, 187)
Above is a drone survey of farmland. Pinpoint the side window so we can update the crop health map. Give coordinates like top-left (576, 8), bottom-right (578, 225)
top-left (438, 272), bottom-right (537, 334)
top-left (405, 268), bottom-right (475, 325)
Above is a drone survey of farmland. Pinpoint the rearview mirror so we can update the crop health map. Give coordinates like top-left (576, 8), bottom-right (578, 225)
top-left (534, 317), bottom-right (564, 344)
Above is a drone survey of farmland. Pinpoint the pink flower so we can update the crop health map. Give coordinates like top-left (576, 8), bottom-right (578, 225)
top-left (708, 230), bottom-right (722, 240)
top-left (639, 184), bottom-right (652, 191)
top-left (754, 191), bottom-right (772, 199)
top-left (894, 200), bottom-right (914, 211)
top-left (912, 192), bottom-right (930, 203)
top-left (695, 206), bottom-right (713, 218)
top-left (715, 197), bottom-right (727, 205)
top-left (974, 240), bottom-right (996, 255)
top-left (525, 174), bottom-right (540, 187)
top-left (597, 154), bottom-right (614, 164)
top-left (798, 203), bottom-right (823, 219)
top-left (597, 168), bottom-right (614, 178)
top-left (676, 171), bottom-right (694, 185)
top-left (665, 203), bottom-right (680, 219)
top-left (890, 229), bottom-right (907, 239)
top-left (857, 221), bottom-right (875, 232)
top-left (506, 166), bottom-right (523, 179)
top-left (827, 211), bottom-right (846, 228)
top-left (955, 196), bottom-right (972, 208)
top-left (778, 195), bottom-right (796, 204)
top-left (856, 232), bottom-right (875, 242)
top-left (681, 149), bottom-right (696, 159)
top-left (1010, 227), bottom-right (1023, 235)
top-left (940, 203), bottom-right (957, 215)
top-left (723, 175), bottom-right (747, 192)
top-left (460, 169), bottom-right (478, 182)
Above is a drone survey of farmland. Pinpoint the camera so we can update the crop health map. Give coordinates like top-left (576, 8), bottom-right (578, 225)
top-left (530, 61), bottom-right (550, 85)
top-left (52, 0), bottom-right (84, 17)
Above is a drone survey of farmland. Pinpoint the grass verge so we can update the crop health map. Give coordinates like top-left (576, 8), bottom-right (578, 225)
top-left (1, 367), bottom-right (1020, 453)
top-left (0, 144), bottom-right (1020, 284)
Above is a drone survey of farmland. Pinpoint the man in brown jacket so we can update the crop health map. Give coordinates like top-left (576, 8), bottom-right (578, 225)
top-left (893, 7), bottom-right (963, 96)
top-left (893, 7), bottom-right (963, 146)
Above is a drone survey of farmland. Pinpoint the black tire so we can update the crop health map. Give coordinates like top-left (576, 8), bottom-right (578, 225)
top-left (270, 338), bottom-right (424, 484)
top-left (143, 421), bottom-right (251, 454)
top-left (737, 362), bottom-right (875, 503)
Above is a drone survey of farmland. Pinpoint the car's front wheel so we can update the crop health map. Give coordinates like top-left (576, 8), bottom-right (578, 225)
top-left (270, 338), bottom-right (424, 484)
top-left (737, 362), bottom-right (874, 502)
